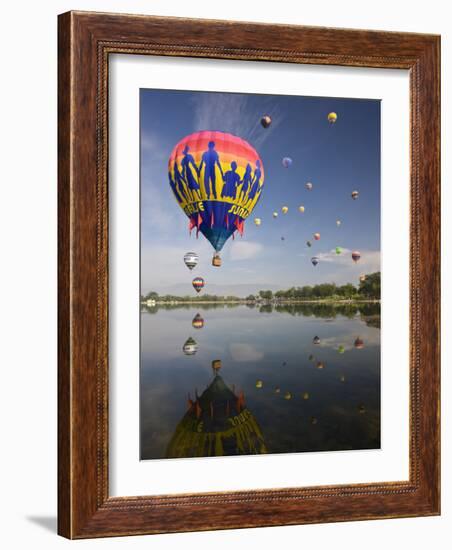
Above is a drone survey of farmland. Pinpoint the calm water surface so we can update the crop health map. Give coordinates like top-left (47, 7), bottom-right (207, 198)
top-left (140, 303), bottom-right (380, 460)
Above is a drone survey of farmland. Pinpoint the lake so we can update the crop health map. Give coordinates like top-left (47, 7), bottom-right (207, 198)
top-left (140, 303), bottom-right (380, 460)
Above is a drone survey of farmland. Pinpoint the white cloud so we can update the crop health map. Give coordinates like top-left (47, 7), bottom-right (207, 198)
top-left (228, 240), bottom-right (263, 261)
top-left (229, 343), bottom-right (264, 362)
top-left (192, 92), bottom-right (283, 149)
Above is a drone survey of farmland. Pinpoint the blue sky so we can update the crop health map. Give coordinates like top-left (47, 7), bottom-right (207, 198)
top-left (141, 88), bottom-right (380, 296)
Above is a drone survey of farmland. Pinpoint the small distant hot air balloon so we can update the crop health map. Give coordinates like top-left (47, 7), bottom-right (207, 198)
top-left (299, 205), bottom-right (305, 213)
top-left (273, 211), bottom-right (278, 218)
top-left (314, 233), bottom-right (320, 241)
top-left (256, 380), bottom-right (263, 389)
top-left (358, 404), bottom-right (366, 414)
top-left (328, 112), bottom-right (337, 124)
top-left (281, 206), bottom-right (288, 214)
top-left (338, 345), bottom-right (345, 354)
top-left (313, 336), bottom-right (320, 345)
top-left (282, 157), bottom-right (292, 168)
top-left (306, 240), bottom-right (312, 248)
top-left (192, 313), bottom-right (204, 329)
top-left (184, 251), bottom-right (199, 270)
top-left (339, 374), bottom-right (346, 383)
top-left (281, 236), bottom-right (285, 241)
top-left (302, 392), bottom-right (310, 400)
top-left (260, 114), bottom-right (272, 128)
top-left (310, 416), bottom-right (318, 425)
top-left (359, 274), bottom-right (367, 283)
top-left (308, 354), bottom-right (314, 361)
top-left (352, 251), bottom-right (361, 263)
top-left (305, 182), bottom-right (313, 191)
top-left (192, 277), bottom-right (205, 293)
top-left (254, 217), bottom-right (262, 226)
top-left (316, 361), bottom-right (325, 370)
top-left (354, 337), bottom-right (364, 349)
top-left (182, 337), bottom-right (198, 356)
top-left (351, 190), bottom-right (359, 200)
top-left (336, 219), bottom-right (341, 227)
top-left (275, 387), bottom-right (281, 394)
top-left (335, 246), bottom-right (342, 255)
top-left (284, 392), bottom-right (292, 400)
top-left (311, 256), bottom-right (319, 267)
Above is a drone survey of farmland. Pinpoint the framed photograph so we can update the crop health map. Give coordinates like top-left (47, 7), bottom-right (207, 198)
top-left (58, 11), bottom-right (440, 538)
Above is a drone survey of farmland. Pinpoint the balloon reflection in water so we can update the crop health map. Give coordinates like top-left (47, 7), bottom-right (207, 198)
top-left (165, 360), bottom-right (267, 458)
top-left (354, 337), bottom-right (364, 349)
top-left (192, 313), bottom-right (204, 329)
top-left (182, 337), bottom-right (198, 356)
top-left (313, 336), bottom-right (320, 345)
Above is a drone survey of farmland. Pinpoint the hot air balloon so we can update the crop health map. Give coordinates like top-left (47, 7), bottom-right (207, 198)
top-left (305, 182), bottom-right (313, 191)
top-left (306, 240), bottom-right (312, 248)
top-left (310, 417), bottom-right (318, 425)
top-left (183, 251), bottom-right (199, 270)
top-left (354, 337), bottom-right (364, 349)
top-left (351, 190), bottom-right (359, 200)
top-left (183, 337), bottom-right (198, 355)
top-left (302, 392), bottom-right (310, 400)
top-left (359, 274), bottom-right (367, 283)
top-left (281, 206), bottom-right (288, 214)
top-left (284, 392), bottom-right (292, 400)
top-left (316, 361), bottom-right (325, 370)
top-left (192, 277), bottom-right (205, 293)
top-left (352, 251), bottom-right (361, 263)
top-left (328, 112), bottom-right (337, 124)
top-left (168, 131), bottom-right (265, 266)
top-left (313, 335), bottom-right (320, 345)
top-left (335, 246), bottom-right (342, 255)
top-left (314, 233), bottom-right (320, 240)
top-left (256, 380), bottom-right (263, 389)
top-left (260, 114), bottom-right (272, 128)
top-left (254, 217), bottom-right (262, 226)
top-left (272, 211), bottom-right (278, 218)
top-left (281, 236), bottom-right (285, 241)
top-left (339, 374), bottom-right (346, 383)
top-left (192, 313), bottom-right (204, 329)
top-left (358, 404), bottom-right (366, 414)
top-left (311, 256), bottom-right (319, 266)
top-left (275, 387), bottom-right (281, 394)
top-left (338, 345), bottom-right (345, 354)
top-left (299, 205), bottom-right (305, 213)
top-left (282, 157), bottom-right (292, 168)
top-left (336, 219), bottom-right (341, 227)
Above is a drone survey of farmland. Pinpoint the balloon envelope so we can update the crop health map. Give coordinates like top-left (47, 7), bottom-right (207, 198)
top-left (305, 182), bottom-right (313, 191)
top-left (314, 233), bottom-right (320, 240)
top-left (260, 114), bottom-right (272, 128)
top-left (272, 211), bottom-right (278, 218)
top-left (352, 251), bottom-right (361, 263)
top-left (311, 256), bottom-right (319, 266)
top-left (328, 112), bottom-right (337, 123)
top-left (281, 206), bottom-right (288, 214)
top-left (335, 246), bottom-right (342, 255)
top-left (254, 217), bottom-right (262, 226)
top-left (299, 205), bottom-right (305, 213)
top-left (168, 131), bottom-right (264, 254)
top-left (184, 251), bottom-right (199, 270)
top-left (192, 277), bottom-right (205, 293)
top-left (282, 157), bottom-right (292, 168)
top-left (351, 190), bottom-right (359, 200)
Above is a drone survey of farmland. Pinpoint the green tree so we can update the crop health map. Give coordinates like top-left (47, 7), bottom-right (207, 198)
top-left (359, 272), bottom-right (381, 299)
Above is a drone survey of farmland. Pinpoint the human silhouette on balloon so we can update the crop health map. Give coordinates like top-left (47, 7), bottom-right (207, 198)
top-left (168, 141), bottom-right (263, 205)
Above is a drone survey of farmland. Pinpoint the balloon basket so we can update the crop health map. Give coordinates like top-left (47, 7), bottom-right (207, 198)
top-left (212, 253), bottom-right (222, 267)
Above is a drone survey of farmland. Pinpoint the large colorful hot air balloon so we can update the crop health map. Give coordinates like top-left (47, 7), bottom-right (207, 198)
top-left (168, 131), bottom-right (264, 265)
top-left (183, 251), bottom-right (199, 270)
top-left (192, 277), bottom-right (205, 293)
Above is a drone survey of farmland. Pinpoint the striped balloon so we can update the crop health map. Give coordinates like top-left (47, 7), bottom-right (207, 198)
top-left (183, 251), bottom-right (199, 270)
top-left (192, 277), bottom-right (205, 293)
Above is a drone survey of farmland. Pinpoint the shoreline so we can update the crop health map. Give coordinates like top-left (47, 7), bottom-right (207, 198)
top-left (142, 299), bottom-right (380, 306)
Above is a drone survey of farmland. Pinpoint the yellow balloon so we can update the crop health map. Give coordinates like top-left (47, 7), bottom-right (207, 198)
top-left (256, 380), bottom-right (263, 388)
top-left (328, 112), bottom-right (337, 123)
top-left (299, 205), bottom-right (305, 213)
top-left (282, 206), bottom-right (288, 214)
top-left (254, 217), bottom-right (262, 226)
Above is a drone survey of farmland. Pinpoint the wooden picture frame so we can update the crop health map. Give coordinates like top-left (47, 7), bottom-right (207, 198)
top-left (58, 10), bottom-right (440, 539)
